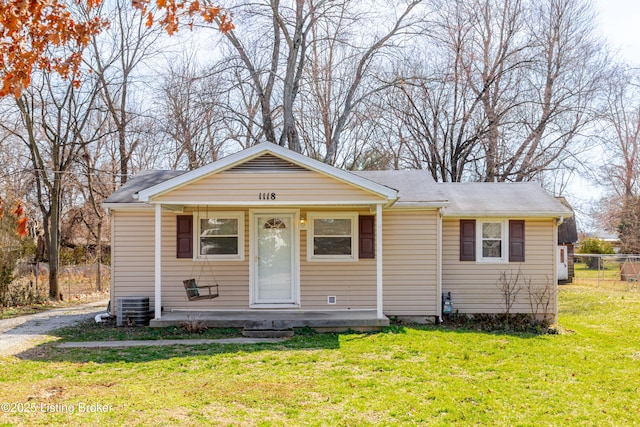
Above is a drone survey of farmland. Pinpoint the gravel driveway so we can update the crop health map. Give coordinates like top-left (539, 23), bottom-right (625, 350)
top-left (0, 299), bottom-right (109, 357)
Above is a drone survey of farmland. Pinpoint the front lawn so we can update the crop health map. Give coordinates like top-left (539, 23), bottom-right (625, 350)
top-left (1, 282), bottom-right (639, 426)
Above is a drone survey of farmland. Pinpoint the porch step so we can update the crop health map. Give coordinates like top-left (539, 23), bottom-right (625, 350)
top-left (242, 328), bottom-right (295, 338)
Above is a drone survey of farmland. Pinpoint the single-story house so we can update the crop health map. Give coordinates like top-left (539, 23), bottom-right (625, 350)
top-left (103, 143), bottom-right (572, 329)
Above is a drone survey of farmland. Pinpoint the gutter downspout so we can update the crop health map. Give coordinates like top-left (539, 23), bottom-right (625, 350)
top-left (95, 300), bottom-right (112, 323)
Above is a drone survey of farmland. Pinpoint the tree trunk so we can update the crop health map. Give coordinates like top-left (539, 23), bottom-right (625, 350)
top-left (95, 219), bottom-right (103, 292)
top-left (48, 184), bottom-right (61, 300)
top-left (119, 132), bottom-right (128, 184)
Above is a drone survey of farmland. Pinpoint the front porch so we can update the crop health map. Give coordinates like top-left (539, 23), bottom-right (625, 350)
top-left (150, 309), bottom-right (389, 332)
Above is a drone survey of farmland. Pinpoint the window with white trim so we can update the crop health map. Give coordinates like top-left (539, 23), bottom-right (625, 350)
top-left (197, 212), bottom-right (244, 260)
top-left (478, 220), bottom-right (507, 262)
top-left (307, 212), bottom-right (358, 261)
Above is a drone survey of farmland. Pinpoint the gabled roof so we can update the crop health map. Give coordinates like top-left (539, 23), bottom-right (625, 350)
top-left (439, 182), bottom-right (573, 217)
top-left (104, 168), bottom-right (449, 208)
top-left (103, 144), bottom-right (571, 218)
top-left (136, 143), bottom-right (399, 203)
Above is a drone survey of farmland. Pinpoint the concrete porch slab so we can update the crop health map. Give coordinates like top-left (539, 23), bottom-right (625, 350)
top-left (58, 337), bottom-right (287, 348)
top-left (149, 310), bottom-right (389, 332)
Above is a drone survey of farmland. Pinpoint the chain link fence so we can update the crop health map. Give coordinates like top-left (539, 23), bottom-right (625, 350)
top-left (574, 254), bottom-right (640, 290)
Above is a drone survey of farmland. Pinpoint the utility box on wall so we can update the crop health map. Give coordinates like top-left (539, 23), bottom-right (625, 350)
top-left (442, 292), bottom-right (453, 315)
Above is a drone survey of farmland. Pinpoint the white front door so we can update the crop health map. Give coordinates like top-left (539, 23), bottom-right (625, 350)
top-left (557, 246), bottom-right (569, 281)
top-left (252, 212), bottom-right (298, 305)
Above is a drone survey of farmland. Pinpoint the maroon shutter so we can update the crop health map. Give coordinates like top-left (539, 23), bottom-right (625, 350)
top-left (509, 220), bottom-right (525, 262)
top-left (176, 215), bottom-right (193, 259)
top-left (460, 219), bottom-right (476, 261)
top-left (359, 215), bottom-right (375, 259)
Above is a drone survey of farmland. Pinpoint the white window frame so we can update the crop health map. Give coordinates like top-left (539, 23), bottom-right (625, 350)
top-left (195, 211), bottom-right (245, 261)
top-left (307, 212), bottom-right (358, 262)
top-left (477, 219), bottom-right (508, 263)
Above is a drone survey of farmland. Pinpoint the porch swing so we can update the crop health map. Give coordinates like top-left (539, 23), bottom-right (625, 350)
top-left (183, 256), bottom-right (220, 301)
top-left (183, 208), bottom-right (220, 301)
top-left (183, 274), bottom-right (219, 301)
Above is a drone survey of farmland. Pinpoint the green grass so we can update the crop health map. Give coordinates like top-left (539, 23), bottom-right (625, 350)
top-left (54, 321), bottom-right (243, 342)
top-left (574, 260), bottom-right (640, 292)
top-left (0, 305), bottom-right (44, 319)
top-left (1, 283), bottom-right (640, 426)
top-left (574, 260), bottom-right (620, 281)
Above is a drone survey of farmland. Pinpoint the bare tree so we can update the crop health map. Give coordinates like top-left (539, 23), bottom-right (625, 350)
top-left (496, 268), bottom-right (523, 326)
top-left (391, 59), bottom-right (485, 181)
top-left (597, 66), bottom-right (640, 252)
top-left (220, 67), bottom-right (267, 149)
top-left (389, 0), bottom-right (525, 181)
top-left (496, 0), bottom-right (604, 182)
top-left (13, 71), bottom-right (102, 300)
top-left (159, 58), bottom-right (228, 170)
top-left (0, 127), bottom-right (33, 203)
top-left (84, 0), bottom-right (164, 185)
top-left (218, 0), bottom-right (422, 160)
top-left (313, 1), bottom-right (423, 164)
top-left (219, 0), bottom-right (292, 148)
top-left (525, 276), bottom-right (555, 324)
top-left (600, 66), bottom-right (640, 199)
top-left (392, 0), bottom-right (605, 184)
top-left (69, 136), bottom-right (114, 291)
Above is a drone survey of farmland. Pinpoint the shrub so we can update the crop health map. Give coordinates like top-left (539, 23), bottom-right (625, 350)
top-left (0, 206), bottom-right (24, 306)
top-left (441, 313), bottom-right (552, 333)
top-left (578, 237), bottom-right (615, 268)
top-left (180, 317), bottom-right (209, 334)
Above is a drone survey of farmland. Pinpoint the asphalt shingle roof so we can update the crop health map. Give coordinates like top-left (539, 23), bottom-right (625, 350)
top-left (104, 170), bottom-right (186, 204)
top-left (104, 167), bottom-right (571, 218)
top-left (437, 182), bottom-right (572, 216)
top-left (352, 170), bottom-right (447, 203)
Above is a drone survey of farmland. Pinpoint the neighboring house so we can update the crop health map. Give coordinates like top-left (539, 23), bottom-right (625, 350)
top-left (556, 197), bottom-right (578, 284)
top-left (103, 143), bottom-right (572, 329)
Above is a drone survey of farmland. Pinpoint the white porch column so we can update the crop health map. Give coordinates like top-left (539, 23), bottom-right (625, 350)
top-left (437, 208), bottom-right (443, 320)
top-left (376, 203), bottom-right (384, 319)
top-left (154, 203), bottom-right (162, 320)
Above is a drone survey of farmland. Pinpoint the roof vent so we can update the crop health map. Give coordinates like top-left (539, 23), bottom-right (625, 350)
top-left (229, 154), bottom-right (306, 172)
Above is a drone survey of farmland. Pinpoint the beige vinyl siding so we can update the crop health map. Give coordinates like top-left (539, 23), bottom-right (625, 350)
top-left (112, 207), bottom-right (381, 311)
top-left (442, 218), bottom-right (557, 316)
top-left (382, 210), bottom-right (439, 316)
top-left (299, 209), bottom-right (376, 310)
top-left (110, 209), bottom-right (250, 311)
top-left (110, 210), bottom-right (156, 310)
top-left (161, 208), bottom-right (250, 310)
top-left (152, 170), bottom-right (385, 204)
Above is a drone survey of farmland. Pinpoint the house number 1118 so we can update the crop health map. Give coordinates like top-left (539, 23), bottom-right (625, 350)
top-left (258, 192), bottom-right (277, 200)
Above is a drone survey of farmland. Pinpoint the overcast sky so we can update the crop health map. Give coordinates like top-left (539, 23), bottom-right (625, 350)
top-left (593, 0), bottom-right (640, 65)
